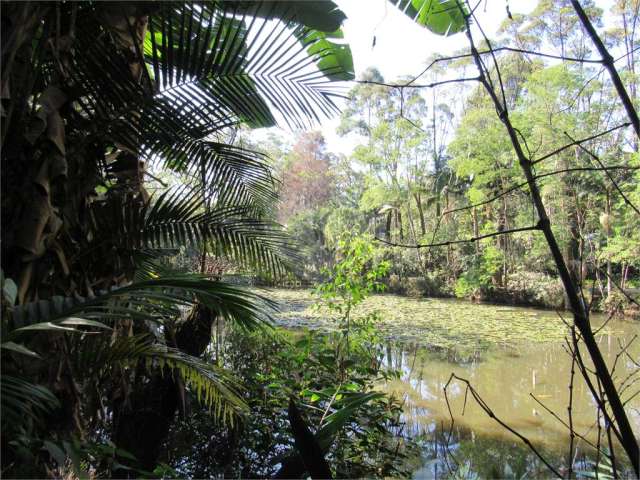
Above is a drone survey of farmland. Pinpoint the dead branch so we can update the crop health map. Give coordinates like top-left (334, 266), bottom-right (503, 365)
top-left (566, 132), bottom-right (640, 216)
top-left (444, 373), bottom-right (562, 477)
top-left (375, 223), bottom-right (540, 249)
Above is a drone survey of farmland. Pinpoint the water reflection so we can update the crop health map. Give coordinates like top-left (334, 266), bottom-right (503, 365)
top-left (382, 319), bottom-right (640, 478)
top-left (268, 289), bottom-right (640, 478)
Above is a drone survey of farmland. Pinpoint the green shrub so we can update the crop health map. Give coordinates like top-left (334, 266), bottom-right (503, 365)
top-left (405, 277), bottom-right (428, 297)
top-left (503, 270), bottom-right (565, 308)
top-left (386, 274), bottom-right (404, 294)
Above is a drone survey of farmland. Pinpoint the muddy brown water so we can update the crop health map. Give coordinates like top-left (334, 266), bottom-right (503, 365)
top-left (264, 289), bottom-right (640, 478)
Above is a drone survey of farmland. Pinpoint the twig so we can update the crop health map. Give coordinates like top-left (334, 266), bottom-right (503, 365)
top-left (619, 372), bottom-right (640, 398)
top-left (531, 123), bottom-right (631, 165)
top-left (375, 223), bottom-right (540, 249)
top-left (568, 340), bottom-right (577, 478)
top-left (610, 335), bottom-right (638, 378)
top-left (623, 388), bottom-right (640, 406)
top-left (405, 47), bottom-right (604, 89)
top-left (597, 377), bottom-right (620, 479)
top-left (441, 165), bottom-right (637, 219)
top-left (462, 3), bottom-right (639, 470)
top-left (565, 325), bottom-right (624, 447)
top-left (529, 393), bottom-right (601, 453)
top-left (320, 382), bottom-right (342, 426)
top-left (597, 267), bottom-right (640, 308)
top-left (358, 76), bottom-right (480, 89)
top-left (144, 171), bottom-right (168, 187)
top-left (566, 132), bottom-right (640, 216)
top-left (444, 373), bottom-right (562, 478)
top-left (592, 311), bottom-right (615, 336)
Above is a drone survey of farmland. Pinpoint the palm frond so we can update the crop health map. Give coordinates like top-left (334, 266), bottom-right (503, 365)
top-left (0, 375), bottom-right (60, 428)
top-left (74, 334), bottom-right (248, 425)
top-left (157, 140), bottom-right (278, 212)
top-left (68, 1), bottom-right (352, 139)
top-left (145, 344), bottom-right (248, 423)
top-left (90, 185), bottom-right (298, 275)
top-left (59, 2), bottom-right (352, 213)
top-left (10, 276), bottom-right (276, 332)
top-left (146, 1), bottom-right (353, 130)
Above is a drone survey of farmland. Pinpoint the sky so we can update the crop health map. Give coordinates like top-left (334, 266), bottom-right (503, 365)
top-left (335, 0), bottom-right (538, 81)
top-left (320, 0), bottom-right (538, 154)
top-left (259, 0), bottom-right (613, 156)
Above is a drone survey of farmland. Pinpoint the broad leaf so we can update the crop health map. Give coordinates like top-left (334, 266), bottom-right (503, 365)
top-left (390, 0), bottom-right (468, 36)
top-left (1, 341), bottom-right (41, 359)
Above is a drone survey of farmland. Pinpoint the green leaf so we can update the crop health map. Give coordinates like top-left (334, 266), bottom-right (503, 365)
top-left (1, 375), bottom-right (59, 427)
top-left (115, 448), bottom-right (137, 461)
top-left (13, 317), bottom-right (110, 334)
top-left (316, 392), bottom-right (384, 448)
top-left (288, 1), bottom-right (347, 32)
top-left (390, 0), bottom-right (468, 36)
top-left (43, 440), bottom-right (67, 466)
top-left (2, 277), bottom-right (17, 305)
top-left (251, 1), bottom-right (347, 33)
top-left (14, 322), bottom-right (81, 333)
top-left (306, 30), bottom-right (354, 81)
top-left (1, 341), bottom-right (41, 359)
top-left (59, 317), bottom-right (112, 330)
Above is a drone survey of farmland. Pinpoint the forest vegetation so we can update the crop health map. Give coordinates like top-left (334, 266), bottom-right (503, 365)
top-left (1, 0), bottom-right (639, 479)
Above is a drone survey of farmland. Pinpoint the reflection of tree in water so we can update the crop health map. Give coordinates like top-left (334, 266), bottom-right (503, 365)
top-left (413, 425), bottom-right (575, 479)
top-left (376, 321), bottom-right (640, 477)
top-left (455, 433), bottom-right (547, 479)
top-left (383, 341), bottom-right (484, 376)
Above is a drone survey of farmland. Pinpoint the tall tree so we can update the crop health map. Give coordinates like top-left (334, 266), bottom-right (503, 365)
top-left (279, 132), bottom-right (335, 223)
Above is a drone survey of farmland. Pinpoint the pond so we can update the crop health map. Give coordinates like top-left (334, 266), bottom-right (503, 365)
top-left (263, 288), bottom-right (640, 478)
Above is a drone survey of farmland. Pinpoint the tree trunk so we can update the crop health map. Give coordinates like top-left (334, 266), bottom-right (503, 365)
top-left (414, 192), bottom-right (426, 235)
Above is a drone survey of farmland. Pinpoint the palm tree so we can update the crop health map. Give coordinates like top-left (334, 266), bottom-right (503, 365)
top-left (1, 1), bottom-right (353, 476)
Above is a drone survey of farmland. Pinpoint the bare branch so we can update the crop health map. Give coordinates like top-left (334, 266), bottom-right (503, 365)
top-left (444, 373), bottom-right (562, 478)
top-left (405, 47), bottom-right (603, 89)
top-left (567, 342), bottom-right (577, 478)
top-left (529, 393), bottom-right (601, 453)
top-left (566, 132), bottom-right (640, 216)
top-left (440, 165), bottom-right (638, 220)
top-left (357, 76), bottom-right (480, 89)
top-left (462, 3), bottom-right (640, 468)
top-left (531, 123), bottom-right (631, 165)
top-left (375, 223), bottom-right (539, 249)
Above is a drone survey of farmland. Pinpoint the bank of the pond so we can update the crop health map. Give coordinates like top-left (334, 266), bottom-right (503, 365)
top-left (383, 274), bottom-right (640, 318)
